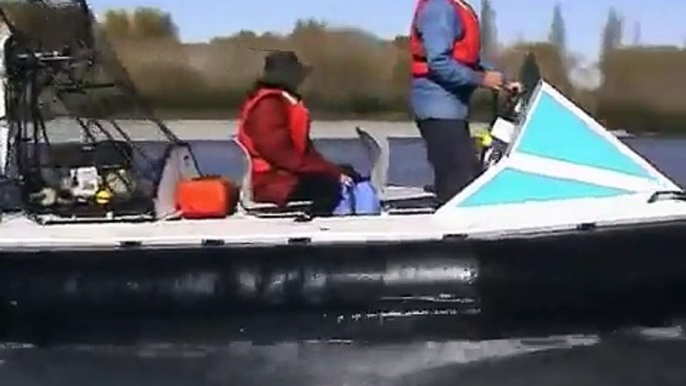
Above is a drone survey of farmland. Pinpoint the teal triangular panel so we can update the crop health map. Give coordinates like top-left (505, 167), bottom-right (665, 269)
top-left (514, 91), bottom-right (656, 180)
top-left (458, 168), bottom-right (632, 207)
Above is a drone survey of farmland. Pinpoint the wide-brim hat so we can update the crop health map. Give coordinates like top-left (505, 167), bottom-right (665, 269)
top-left (261, 50), bottom-right (313, 81)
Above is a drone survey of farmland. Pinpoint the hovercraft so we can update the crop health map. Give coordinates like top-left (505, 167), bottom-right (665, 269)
top-left (0, 0), bottom-right (685, 343)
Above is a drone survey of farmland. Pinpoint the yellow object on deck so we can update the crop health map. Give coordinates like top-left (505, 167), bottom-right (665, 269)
top-left (479, 132), bottom-right (493, 147)
top-left (95, 189), bottom-right (113, 205)
top-left (473, 130), bottom-right (493, 148)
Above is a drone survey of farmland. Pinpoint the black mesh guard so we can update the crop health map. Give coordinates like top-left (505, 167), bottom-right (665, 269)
top-left (0, 0), bottom-right (92, 52)
top-left (0, 1), bottom-right (194, 219)
top-left (0, 0), bottom-right (179, 139)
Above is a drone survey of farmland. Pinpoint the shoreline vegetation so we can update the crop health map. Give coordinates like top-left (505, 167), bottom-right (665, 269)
top-left (24, 3), bottom-right (686, 134)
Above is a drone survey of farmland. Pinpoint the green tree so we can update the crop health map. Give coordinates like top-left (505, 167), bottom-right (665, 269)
top-left (291, 19), bottom-right (327, 38)
top-left (519, 52), bottom-right (541, 99)
top-left (131, 7), bottom-right (178, 40)
top-left (102, 9), bottom-right (130, 39)
top-left (480, 0), bottom-right (498, 60)
top-left (392, 35), bottom-right (410, 50)
top-left (548, 3), bottom-right (566, 56)
top-left (600, 8), bottom-right (623, 63)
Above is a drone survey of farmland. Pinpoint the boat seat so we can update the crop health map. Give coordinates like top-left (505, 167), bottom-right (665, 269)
top-left (354, 127), bottom-right (435, 207)
top-left (232, 137), bottom-right (312, 217)
top-left (233, 130), bottom-right (436, 217)
top-left (154, 143), bottom-right (202, 220)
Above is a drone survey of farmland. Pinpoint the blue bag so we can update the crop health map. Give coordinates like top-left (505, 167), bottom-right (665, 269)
top-left (353, 180), bottom-right (382, 215)
top-left (332, 184), bottom-right (353, 216)
top-left (333, 180), bottom-right (381, 216)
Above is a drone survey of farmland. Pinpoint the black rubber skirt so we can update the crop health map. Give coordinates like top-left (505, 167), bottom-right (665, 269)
top-left (1, 219), bottom-right (686, 343)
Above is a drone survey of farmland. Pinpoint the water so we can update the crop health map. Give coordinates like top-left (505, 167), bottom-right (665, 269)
top-left (186, 137), bottom-right (433, 187)
top-left (185, 135), bottom-right (686, 189)
top-left (3, 131), bottom-right (686, 385)
top-left (627, 137), bottom-right (686, 184)
top-left (2, 328), bottom-right (686, 385)
top-left (47, 118), bottom-right (686, 186)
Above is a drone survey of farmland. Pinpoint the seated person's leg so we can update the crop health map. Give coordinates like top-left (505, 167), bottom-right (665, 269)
top-left (289, 175), bottom-right (341, 216)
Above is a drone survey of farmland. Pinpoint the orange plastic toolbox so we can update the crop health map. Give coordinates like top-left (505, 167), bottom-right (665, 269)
top-left (175, 176), bottom-right (238, 219)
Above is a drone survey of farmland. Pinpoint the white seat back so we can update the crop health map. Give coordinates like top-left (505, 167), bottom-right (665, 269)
top-left (154, 144), bottom-right (201, 219)
top-left (232, 136), bottom-right (257, 205)
top-left (355, 126), bottom-right (389, 195)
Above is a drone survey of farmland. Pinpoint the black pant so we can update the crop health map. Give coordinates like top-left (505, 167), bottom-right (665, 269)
top-left (289, 175), bottom-right (341, 216)
top-left (417, 119), bottom-right (480, 205)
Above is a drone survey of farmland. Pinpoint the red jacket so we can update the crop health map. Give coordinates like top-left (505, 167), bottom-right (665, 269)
top-left (238, 89), bottom-right (342, 206)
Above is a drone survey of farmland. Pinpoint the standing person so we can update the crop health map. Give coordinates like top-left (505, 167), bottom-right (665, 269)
top-left (409, 0), bottom-right (520, 206)
top-left (237, 51), bottom-right (356, 216)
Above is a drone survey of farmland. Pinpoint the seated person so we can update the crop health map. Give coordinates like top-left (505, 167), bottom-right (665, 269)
top-left (236, 51), bottom-right (356, 216)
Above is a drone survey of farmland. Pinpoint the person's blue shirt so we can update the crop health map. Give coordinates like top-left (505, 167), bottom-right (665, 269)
top-left (410, 0), bottom-right (494, 121)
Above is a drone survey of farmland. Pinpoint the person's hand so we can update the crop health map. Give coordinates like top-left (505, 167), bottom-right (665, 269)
top-left (481, 71), bottom-right (504, 90)
top-left (504, 81), bottom-right (524, 94)
top-left (338, 163), bottom-right (362, 182)
top-left (340, 173), bottom-right (354, 187)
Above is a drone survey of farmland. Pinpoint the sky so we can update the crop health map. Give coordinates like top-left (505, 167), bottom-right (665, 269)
top-left (88, 0), bottom-right (685, 63)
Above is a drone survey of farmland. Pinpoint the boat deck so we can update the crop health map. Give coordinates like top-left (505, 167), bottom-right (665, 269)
top-left (0, 211), bottom-right (446, 250)
top-left (1, 193), bottom-right (686, 250)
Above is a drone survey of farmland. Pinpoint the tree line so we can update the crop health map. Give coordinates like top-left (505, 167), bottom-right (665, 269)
top-left (96, 4), bottom-right (686, 132)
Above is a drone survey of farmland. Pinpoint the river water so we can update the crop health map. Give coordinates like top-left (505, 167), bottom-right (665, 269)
top-left (2, 122), bottom-right (686, 385)
top-left (188, 133), bottom-right (686, 189)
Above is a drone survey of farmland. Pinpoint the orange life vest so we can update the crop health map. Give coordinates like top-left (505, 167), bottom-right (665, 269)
top-left (410, 0), bottom-right (481, 77)
top-left (237, 88), bottom-right (310, 173)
